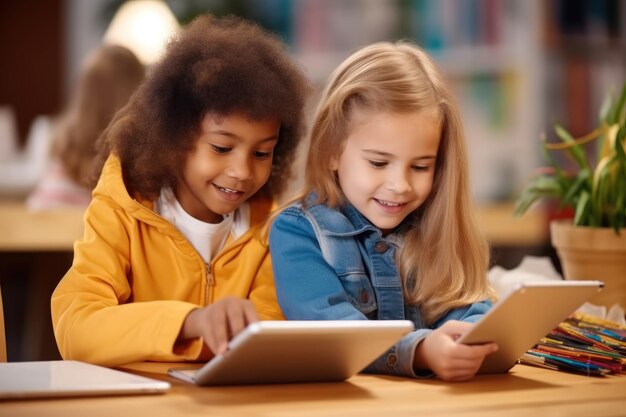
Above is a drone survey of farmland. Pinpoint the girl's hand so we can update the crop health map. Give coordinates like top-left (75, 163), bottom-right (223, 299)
top-left (179, 296), bottom-right (259, 356)
top-left (413, 320), bottom-right (498, 382)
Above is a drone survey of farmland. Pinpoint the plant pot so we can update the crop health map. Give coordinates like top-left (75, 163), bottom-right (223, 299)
top-left (550, 220), bottom-right (626, 311)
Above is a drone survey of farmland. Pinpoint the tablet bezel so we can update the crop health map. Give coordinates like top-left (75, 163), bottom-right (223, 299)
top-left (0, 360), bottom-right (171, 400)
top-left (457, 280), bottom-right (604, 374)
top-left (168, 320), bottom-right (414, 386)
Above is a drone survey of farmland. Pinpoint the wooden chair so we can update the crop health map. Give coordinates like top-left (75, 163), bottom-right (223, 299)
top-left (0, 284), bottom-right (6, 361)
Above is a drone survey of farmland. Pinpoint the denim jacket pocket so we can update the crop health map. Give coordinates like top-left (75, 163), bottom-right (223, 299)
top-left (337, 271), bottom-right (377, 314)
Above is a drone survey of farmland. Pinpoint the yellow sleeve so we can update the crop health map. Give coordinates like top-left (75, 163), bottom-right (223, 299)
top-left (248, 250), bottom-right (285, 321)
top-left (51, 197), bottom-right (203, 367)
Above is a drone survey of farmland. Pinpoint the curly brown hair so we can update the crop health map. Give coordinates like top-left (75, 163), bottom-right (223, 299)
top-left (95, 13), bottom-right (310, 201)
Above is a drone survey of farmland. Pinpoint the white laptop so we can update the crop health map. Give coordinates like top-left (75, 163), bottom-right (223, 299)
top-left (457, 280), bottom-right (604, 374)
top-left (168, 320), bottom-right (414, 386)
top-left (0, 360), bottom-right (170, 400)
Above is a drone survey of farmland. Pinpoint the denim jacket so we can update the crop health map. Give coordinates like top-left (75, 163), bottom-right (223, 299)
top-left (269, 196), bottom-right (491, 378)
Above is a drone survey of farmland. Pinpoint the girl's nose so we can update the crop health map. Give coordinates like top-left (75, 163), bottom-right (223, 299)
top-left (386, 171), bottom-right (412, 194)
top-left (226, 155), bottom-right (253, 181)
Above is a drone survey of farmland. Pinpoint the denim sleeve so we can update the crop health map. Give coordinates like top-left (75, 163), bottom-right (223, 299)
top-left (270, 209), bottom-right (424, 378)
top-left (365, 300), bottom-right (491, 378)
top-left (364, 301), bottom-right (494, 378)
top-left (432, 300), bottom-right (493, 328)
top-left (269, 208), bottom-right (366, 321)
top-left (361, 328), bottom-right (432, 378)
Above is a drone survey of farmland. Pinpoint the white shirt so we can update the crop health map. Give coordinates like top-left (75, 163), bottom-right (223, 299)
top-left (156, 188), bottom-right (250, 263)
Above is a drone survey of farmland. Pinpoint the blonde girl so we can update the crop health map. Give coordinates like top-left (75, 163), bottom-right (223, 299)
top-left (269, 42), bottom-right (497, 381)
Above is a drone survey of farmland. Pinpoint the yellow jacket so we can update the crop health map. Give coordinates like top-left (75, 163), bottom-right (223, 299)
top-left (51, 155), bottom-right (284, 366)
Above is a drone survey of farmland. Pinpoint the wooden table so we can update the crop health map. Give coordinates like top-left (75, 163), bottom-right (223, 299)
top-left (0, 201), bottom-right (84, 251)
top-left (1, 362), bottom-right (625, 417)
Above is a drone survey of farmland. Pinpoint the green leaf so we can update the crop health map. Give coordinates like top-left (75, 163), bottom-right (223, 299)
top-left (615, 126), bottom-right (626, 161)
top-left (609, 82), bottom-right (626, 125)
top-left (614, 167), bottom-right (626, 229)
top-left (599, 89), bottom-right (614, 122)
top-left (574, 191), bottom-right (590, 226)
top-left (592, 159), bottom-right (615, 226)
top-left (514, 176), bottom-right (563, 216)
top-left (613, 180), bottom-right (625, 233)
top-left (555, 124), bottom-right (590, 171)
top-left (562, 170), bottom-right (590, 205)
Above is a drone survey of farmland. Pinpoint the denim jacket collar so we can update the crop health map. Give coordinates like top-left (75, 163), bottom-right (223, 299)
top-left (303, 194), bottom-right (381, 238)
top-left (302, 193), bottom-right (415, 245)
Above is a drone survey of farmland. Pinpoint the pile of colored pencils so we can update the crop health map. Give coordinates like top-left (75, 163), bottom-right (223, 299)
top-left (520, 313), bottom-right (626, 377)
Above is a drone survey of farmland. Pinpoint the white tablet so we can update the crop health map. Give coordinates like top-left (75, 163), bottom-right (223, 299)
top-left (0, 360), bottom-right (170, 400)
top-left (457, 280), bottom-right (604, 374)
top-left (168, 320), bottom-right (414, 386)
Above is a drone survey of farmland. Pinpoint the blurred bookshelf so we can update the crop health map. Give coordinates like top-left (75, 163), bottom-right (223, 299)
top-left (89, 0), bottom-right (625, 208)
top-left (542, 0), bottom-right (626, 140)
top-left (217, 0), bottom-right (624, 206)
top-left (6, 0), bottom-right (624, 207)
top-left (214, 0), bottom-right (544, 203)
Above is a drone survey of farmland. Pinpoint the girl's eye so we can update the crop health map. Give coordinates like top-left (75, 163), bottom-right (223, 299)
top-left (253, 150), bottom-right (273, 160)
top-left (412, 165), bottom-right (429, 172)
top-left (211, 145), bottom-right (232, 154)
top-left (367, 160), bottom-right (387, 168)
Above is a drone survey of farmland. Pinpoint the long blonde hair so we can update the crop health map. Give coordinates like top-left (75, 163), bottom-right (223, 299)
top-left (300, 41), bottom-right (493, 324)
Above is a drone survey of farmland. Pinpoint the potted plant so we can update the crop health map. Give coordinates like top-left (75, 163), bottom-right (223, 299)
top-left (515, 81), bottom-right (626, 310)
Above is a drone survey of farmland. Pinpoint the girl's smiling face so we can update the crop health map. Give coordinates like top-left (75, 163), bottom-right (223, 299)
top-left (332, 109), bottom-right (441, 234)
top-left (175, 112), bottom-right (280, 223)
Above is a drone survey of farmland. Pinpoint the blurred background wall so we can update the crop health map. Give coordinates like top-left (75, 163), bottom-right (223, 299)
top-left (2, 0), bottom-right (625, 202)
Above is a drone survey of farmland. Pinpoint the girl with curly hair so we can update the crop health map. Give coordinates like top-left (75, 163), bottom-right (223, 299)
top-left (52, 14), bottom-right (309, 366)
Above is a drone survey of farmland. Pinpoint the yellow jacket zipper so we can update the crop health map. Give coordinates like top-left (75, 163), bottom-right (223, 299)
top-left (204, 262), bottom-right (215, 305)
